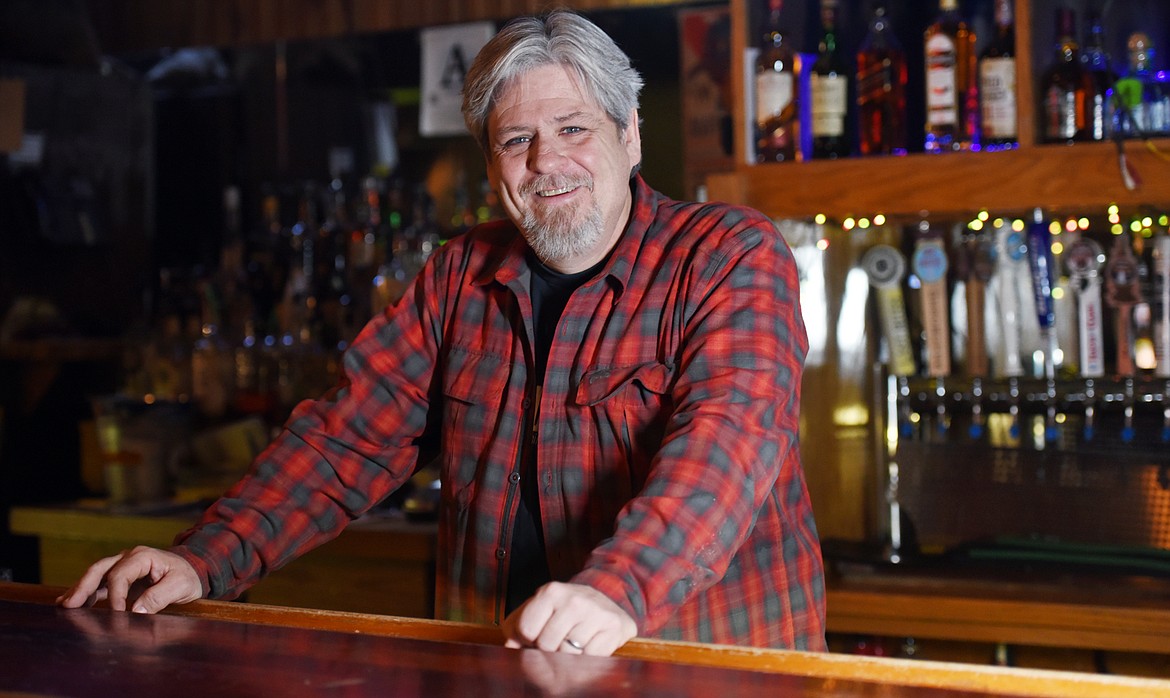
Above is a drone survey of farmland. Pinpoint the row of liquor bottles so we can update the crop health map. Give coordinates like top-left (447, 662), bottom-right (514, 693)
top-left (860, 207), bottom-right (1170, 384)
top-left (123, 172), bottom-right (503, 423)
top-left (753, 0), bottom-right (1170, 162)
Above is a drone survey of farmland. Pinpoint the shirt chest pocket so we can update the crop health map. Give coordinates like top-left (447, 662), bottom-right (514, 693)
top-left (575, 361), bottom-right (675, 490)
top-left (442, 349), bottom-right (510, 500)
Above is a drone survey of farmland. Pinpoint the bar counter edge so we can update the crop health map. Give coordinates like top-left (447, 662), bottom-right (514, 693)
top-left (4, 581), bottom-right (1169, 698)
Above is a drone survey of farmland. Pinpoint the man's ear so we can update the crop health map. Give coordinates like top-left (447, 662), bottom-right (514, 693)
top-left (623, 108), bottom-right (642, 168)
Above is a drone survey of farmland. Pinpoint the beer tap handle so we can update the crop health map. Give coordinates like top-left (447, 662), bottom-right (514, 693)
top-left (862, 244), bottom-right (916, 377)
top-left (1106, 233), bottom-right (1142, 377)
top-left (1066, 237), bottom-right (1106, 378)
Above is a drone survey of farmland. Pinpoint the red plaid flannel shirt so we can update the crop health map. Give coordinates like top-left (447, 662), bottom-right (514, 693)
top-left (174, 175), bottom-right (826, 650)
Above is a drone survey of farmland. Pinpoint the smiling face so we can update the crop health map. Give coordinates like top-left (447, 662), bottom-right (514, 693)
top-left (485, 63), bottom-right (642, 273)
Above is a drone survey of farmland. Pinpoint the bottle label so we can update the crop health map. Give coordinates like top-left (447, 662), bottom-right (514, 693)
top-left (756, 71), bottom-right (795, 123)
top-left (926, 34), bottom-right (958, 126)
top-left (979, 57), bottom-right (1017, 139)
top-left (1045, 86), bottom-right (1078, 139)
top-left (811, 74), bottom-right (847, 136)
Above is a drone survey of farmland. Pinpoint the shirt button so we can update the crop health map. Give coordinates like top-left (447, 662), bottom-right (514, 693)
top-left (509, 472), bottom-right (521, 484)
top-left (496, 548), bottom-right (507, 559)
top-left (522, 398), bottom-right (530, 408)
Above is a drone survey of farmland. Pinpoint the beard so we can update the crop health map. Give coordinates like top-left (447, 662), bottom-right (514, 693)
top-left (518, 174), bottom-right (605, 266)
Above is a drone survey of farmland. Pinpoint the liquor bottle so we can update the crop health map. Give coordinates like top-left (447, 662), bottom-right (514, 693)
top-left (810, 0), bottom-right (850, 159)
top-left (856, 2), bottom-right (907, 156)
top-left (923, 0), bottom-right (977, 151)
top-left (371, 178), bottom-right (409, 316)
top-left (1040, 8), bottom-right (1094, 143)
top-left (191, 276), bottom-right (235, 419)
top-left (346, 176), bottom-right (381, 328)
top-left (978, 0), bottom-right (1016, 149)
top-left (1081, 10), bottom-right (1116, 141)
top-left (1115, 32), bottom-right (1170, 137)
top-left (754, 0), bottom-right (800, 162)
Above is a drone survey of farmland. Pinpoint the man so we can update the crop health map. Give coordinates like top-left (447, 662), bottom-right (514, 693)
top-left (59, 10), bottom-right (826, 657)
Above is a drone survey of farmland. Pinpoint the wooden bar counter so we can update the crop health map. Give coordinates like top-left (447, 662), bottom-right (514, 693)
top-left (3, 582), bottom-right (1170, 698)
top-left (12, 502), bottom-right (1170, 676)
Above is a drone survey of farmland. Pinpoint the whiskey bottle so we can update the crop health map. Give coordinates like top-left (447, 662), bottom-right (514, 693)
top-left (754, 0), bottom-right (800, 162)
top-left (856, 2), bottom-right (907, 156)
top-left (1041, 8), bottom-right (1094, 143)
top-left (1082, 10), bottom-right (1116, 141)
top-left (924, 0), bottom-right (978, 151)
top-left (810, 0), bottom-right (850, 159)
top-left (978, 0), bottom-right (1017, 148)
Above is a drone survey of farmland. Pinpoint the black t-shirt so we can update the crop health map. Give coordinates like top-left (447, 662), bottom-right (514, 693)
top-left (505, 251), bottom-right (607, 615)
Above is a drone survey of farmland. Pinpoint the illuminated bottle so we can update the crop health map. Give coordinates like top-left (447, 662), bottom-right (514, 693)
top-left (1041, 8), bottom-right (1094, 143)
top-left (924, 0), bottom-right (978, 151)
top-left (754, 0), bottom-right (800, 162)
top-left (810, 0), bottom-right (850, 159)
top-left (978, 0), bottom-right (1017, 148)
top-left (856, 2), bottom-right (907, 156)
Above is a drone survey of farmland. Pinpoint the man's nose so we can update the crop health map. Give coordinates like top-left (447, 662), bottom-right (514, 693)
top-left (528, 135), bottom-right (565, 172)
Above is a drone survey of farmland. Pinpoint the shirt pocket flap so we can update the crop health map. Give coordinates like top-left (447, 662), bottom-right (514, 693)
top-left (576, 362), bottom-right (673, 405)
top-left (443, 350), bottom-right (508, 404)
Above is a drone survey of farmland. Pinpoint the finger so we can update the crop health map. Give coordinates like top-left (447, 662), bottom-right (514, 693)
top-left (103, 549), bottom-right (159, 611)
top-left (130, 568), bottom-right (198, 614)
top-left (559, 634), bottom-right (588, 654)
top-left (581, 629), bottom-right (626, 657)
top-left (57, 554), bottom-right (123, 608)
top-left (512, 594), bottom-right (557, 648)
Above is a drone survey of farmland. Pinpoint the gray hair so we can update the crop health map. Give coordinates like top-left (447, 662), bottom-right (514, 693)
top-left (461, 9), bottom-right (644, 154)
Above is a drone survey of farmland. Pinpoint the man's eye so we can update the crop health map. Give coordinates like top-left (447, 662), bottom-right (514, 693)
top-left (562, 126), bottom-right (583, 135)
top-left (504, 136), bottom-right (530, 147)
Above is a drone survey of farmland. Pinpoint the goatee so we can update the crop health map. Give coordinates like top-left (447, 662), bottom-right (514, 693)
top-left (519, 177), bottom-right (605, 266)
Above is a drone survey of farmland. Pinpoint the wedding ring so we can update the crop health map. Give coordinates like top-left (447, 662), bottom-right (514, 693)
top-left (563, 638), bottom-right (584, 650)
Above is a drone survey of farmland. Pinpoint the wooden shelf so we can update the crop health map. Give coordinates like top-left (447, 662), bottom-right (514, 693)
top-left (707, 140), bottom-right (1170, 220)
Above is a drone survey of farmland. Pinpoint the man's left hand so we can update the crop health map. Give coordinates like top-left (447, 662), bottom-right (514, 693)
top-left (502, 581), bottom-right (636, 656)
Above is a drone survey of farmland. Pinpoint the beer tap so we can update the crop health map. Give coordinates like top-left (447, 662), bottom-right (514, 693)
top-left (1106, 234), bottom-right (1143, 443)
top-left (862, 244), bottom-right (917, 440)
top-left (1065, 235), bottom-right (1105, 442)
top-left (958, 232), bottom-right (994, 439)
top-left (1066, 237), bottom-right (1106, 378)
top-left (912, 222), bottom-right (951, 437)
top-left (993, 220), bottom-right (1028, 441)
top-left (1025, 208), bottom-right (1059, 444)
top-left (1105, 233), bottom-right (1142, 378)
top-left (1152, 230), bottom-right (1170, 378)
top-left (862, 244), bottom-right (917, 378)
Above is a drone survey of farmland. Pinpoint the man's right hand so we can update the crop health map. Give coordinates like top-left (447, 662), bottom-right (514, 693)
top-left (56, 546), bottom-right (203, 614)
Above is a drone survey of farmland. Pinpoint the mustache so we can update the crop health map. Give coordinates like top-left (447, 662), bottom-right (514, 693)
top-left (520, 174), bottom-right (593, 197)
